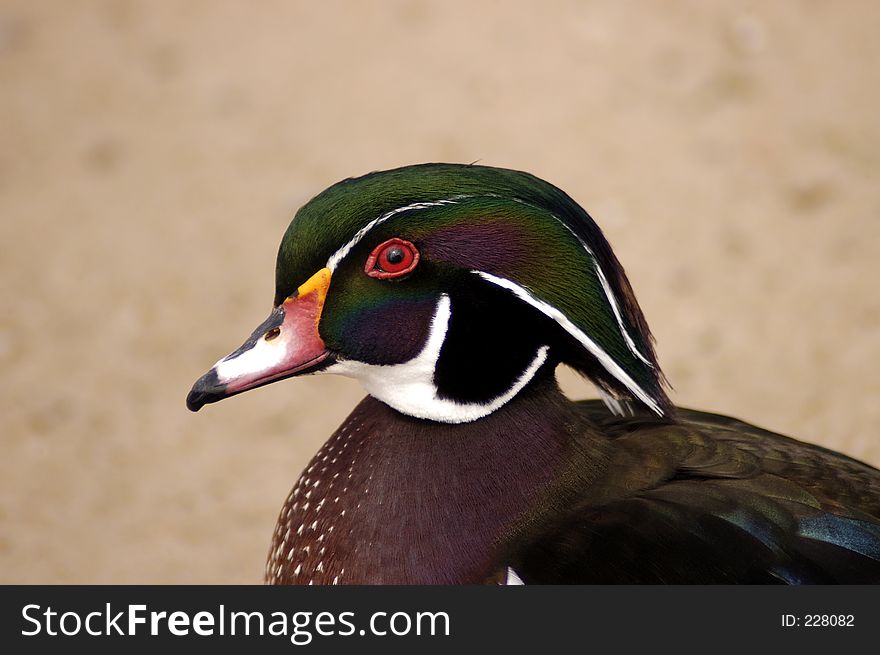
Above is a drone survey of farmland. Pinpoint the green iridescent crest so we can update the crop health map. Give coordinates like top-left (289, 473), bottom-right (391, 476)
top-left (275, 163), bottom-right (670, 415)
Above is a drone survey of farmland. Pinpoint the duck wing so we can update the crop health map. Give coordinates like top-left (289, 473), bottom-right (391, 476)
top-left (506, 402), bottom-right (880, 583)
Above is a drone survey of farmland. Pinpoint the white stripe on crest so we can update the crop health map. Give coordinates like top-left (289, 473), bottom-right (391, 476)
top-left (326, 199), bottom-right (458, 271)
top-left (550, 219), bottom-right (654, 367)
top-left (323, 193), bottom-right (651, 370)
top-left (474, 271), bottom-right (663, 416)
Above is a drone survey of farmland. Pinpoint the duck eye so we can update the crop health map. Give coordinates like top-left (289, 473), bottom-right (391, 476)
top-left (385, 247), bottom-right (405, 264)
top-left (365, 238), bottom-right (420, 279)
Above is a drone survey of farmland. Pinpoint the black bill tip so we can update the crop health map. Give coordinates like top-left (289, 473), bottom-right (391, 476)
top-left (186, 369), bottom-right (227, 412)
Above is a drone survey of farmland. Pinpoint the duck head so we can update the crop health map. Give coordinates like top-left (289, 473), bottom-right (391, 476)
top-left (187, 163), bottom-right (671, 422)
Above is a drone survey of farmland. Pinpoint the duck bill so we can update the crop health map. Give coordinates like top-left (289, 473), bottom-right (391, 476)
top-left (186, 268), bottom-right (332, 412)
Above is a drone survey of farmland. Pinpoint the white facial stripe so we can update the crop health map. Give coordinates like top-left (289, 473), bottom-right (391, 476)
top-left (474, 271), bottom-right (663, 416)
top-left (552, 219), bottom-right (653, 367)
top-left (326, 199), bottom-right (458, 272)
top-left (214, 336), bottom-right (285, 382)
top-left (326, 294), bottom-right (550, 423)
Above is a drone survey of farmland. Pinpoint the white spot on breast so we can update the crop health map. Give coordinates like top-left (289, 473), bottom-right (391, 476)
top-left (505, 568), bottom-right (525, 585)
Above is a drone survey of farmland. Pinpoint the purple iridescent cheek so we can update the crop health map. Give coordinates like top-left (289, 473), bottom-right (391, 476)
top-left (327, 296), bottom-right (439, 366)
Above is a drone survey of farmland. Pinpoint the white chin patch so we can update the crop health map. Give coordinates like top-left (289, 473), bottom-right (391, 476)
top-left (326, 294), bottom-right (549, 424)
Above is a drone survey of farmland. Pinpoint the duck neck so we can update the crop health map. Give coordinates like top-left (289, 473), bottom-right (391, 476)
top-left (266, 373), bottom-right (609, 584)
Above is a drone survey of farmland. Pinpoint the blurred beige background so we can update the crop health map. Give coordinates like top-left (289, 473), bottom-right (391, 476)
top-left (1, 1), bottom-right (878, 583)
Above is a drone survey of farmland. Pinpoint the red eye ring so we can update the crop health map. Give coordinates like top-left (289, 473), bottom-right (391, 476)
top-left (365, 238), bottom-right (420, 279)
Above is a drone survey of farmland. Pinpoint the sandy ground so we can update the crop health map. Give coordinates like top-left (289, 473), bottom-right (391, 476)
top-left (1, 1), bottom-right (878, 583)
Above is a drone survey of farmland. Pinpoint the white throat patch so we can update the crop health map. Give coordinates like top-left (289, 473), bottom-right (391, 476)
top-left (326, 294), bottom-right (549, 424)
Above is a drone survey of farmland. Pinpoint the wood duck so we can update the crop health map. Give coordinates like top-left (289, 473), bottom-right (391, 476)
top-left (187, 163), bottom-right (880, 584)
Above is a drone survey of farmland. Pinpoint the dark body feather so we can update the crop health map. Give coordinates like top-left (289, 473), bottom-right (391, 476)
top-left (268, 375), bottom-right (880, 584)
top-left (507, 403), bottom-right (880, 584)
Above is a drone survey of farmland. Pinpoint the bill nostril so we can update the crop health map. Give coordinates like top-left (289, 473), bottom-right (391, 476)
top-left (265, 327), bottom-right (281, 341)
